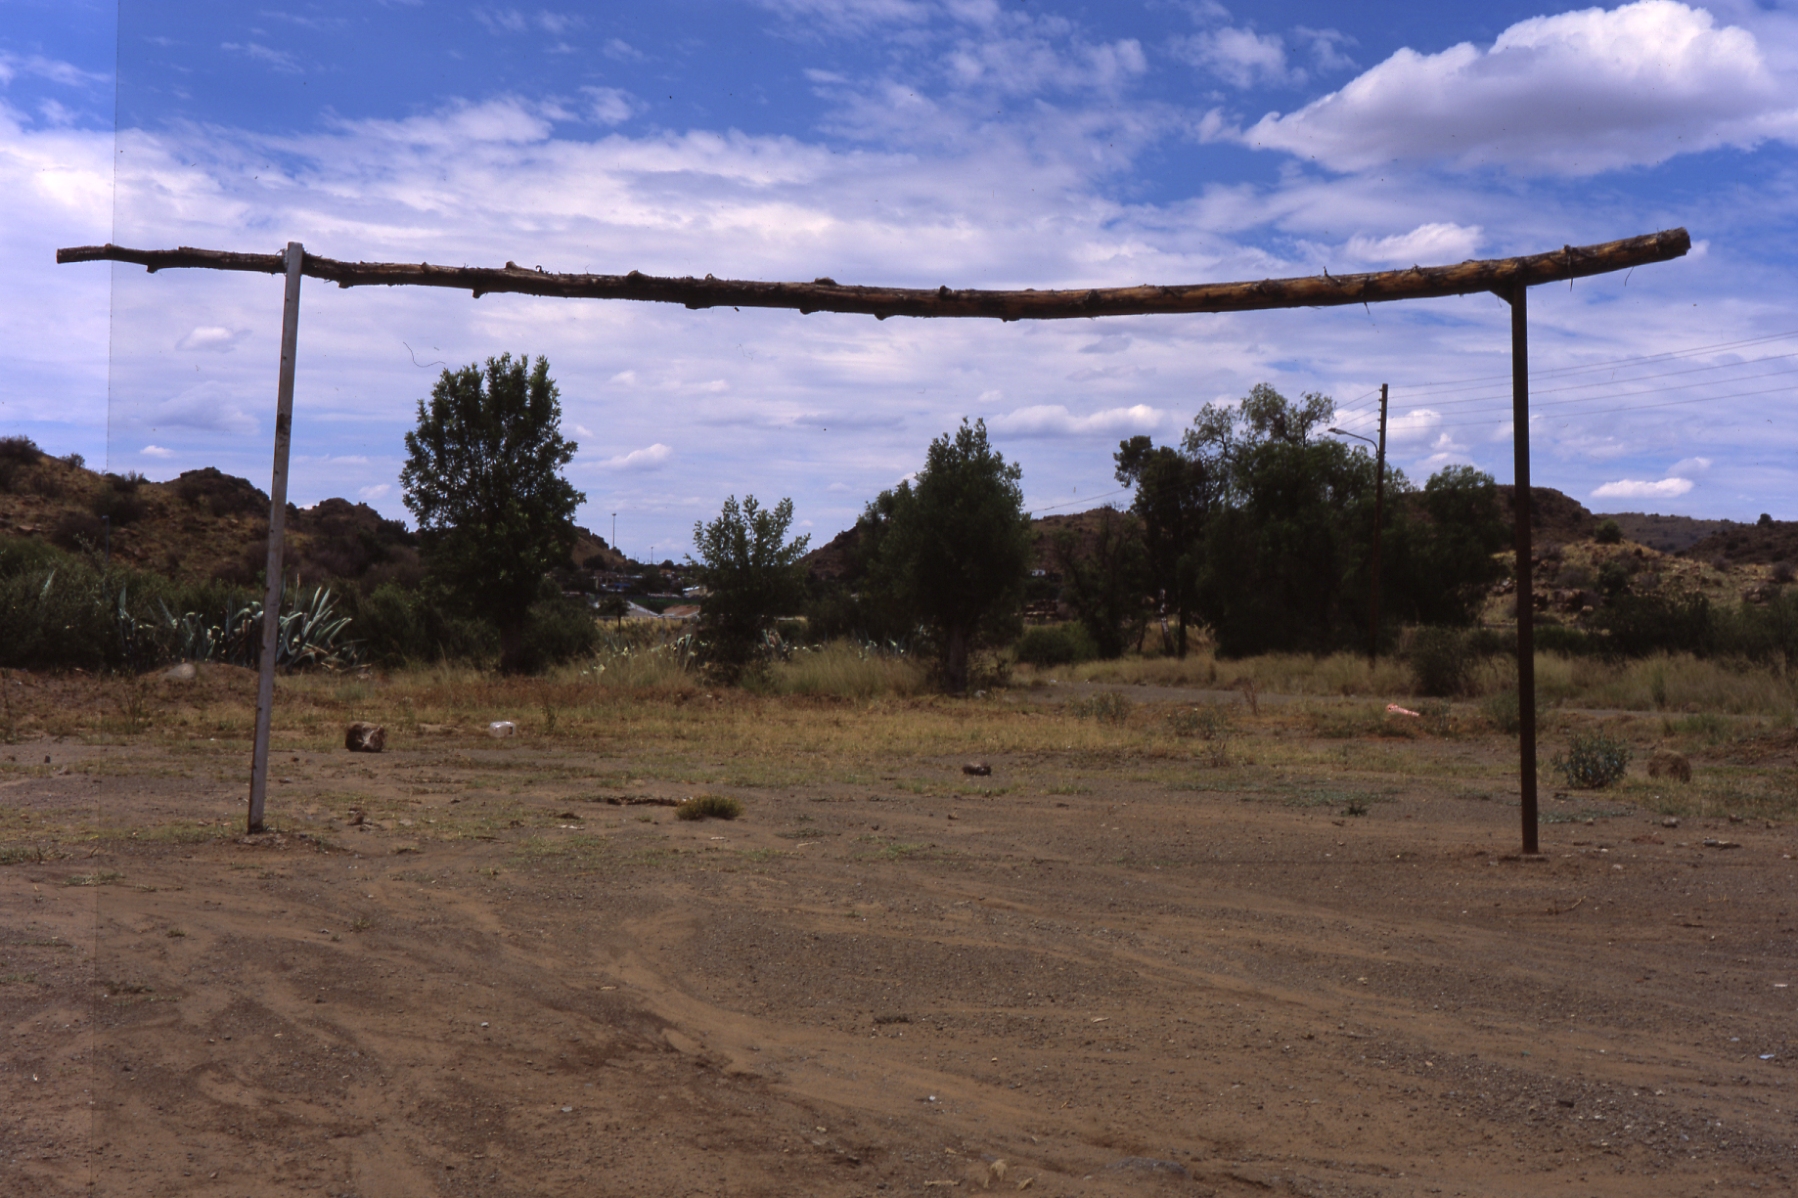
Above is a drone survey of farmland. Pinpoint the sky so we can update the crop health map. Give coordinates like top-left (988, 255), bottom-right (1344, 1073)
top-left (3, 0), bottom-right (1797, 558)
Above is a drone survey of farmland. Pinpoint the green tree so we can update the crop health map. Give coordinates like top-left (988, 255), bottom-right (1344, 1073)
top-left (1051, 508), bottom-right (1149, 659)
top-left (1184, 385), bottom-right (1380, 656)
top-left (863, 419), bottom-right (1032, 692)
top-left (690, 495), bottom-right (810, 677)
top-left (1114, 436), bottom-right (1212, 657)
top-left (400, 353), bottom-right (583, 673)
top-left (1387, 465), bottom-right (1509, 626)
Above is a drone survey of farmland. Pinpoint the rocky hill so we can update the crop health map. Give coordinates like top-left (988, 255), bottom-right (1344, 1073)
top-left (0, 438), bottom-right (625, 587)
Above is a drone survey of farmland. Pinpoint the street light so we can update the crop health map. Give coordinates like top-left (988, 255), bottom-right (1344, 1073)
top-left (1328, 426), bottom-right (1374, 448)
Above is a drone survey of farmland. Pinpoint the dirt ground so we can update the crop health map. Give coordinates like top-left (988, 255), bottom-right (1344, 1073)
top-left (2, 673), bottom-right (1795, 1197)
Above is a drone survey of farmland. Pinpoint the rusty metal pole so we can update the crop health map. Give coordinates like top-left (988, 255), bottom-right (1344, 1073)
top-left (1369, 383), bottom-right (1388, 663)
top-left (1510, 280), bottom-right (1539, 854)
top-left (248, 242), bottom-right (304, 834)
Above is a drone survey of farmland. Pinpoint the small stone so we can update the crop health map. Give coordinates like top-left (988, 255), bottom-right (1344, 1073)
top-left (1662, 816), bottom-right (1680, 829)
top-left (163, 662), bottom-right (197, 682)
top-left (345, 722), bottom-right (386, 753)
top-left (962, 762), bottom-right (991, 776)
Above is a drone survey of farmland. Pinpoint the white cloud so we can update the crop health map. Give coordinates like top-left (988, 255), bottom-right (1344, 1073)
top-left (1294, 26), bottom-right (1355, 73)
top-left (987, 404), bottom-right (1167, 438)
top-left (1670, 456), bottom-right (1713, 475)
top-left (358, 483), bottom-right (392, 501)
top-left (150, 383), bottom-right (259, 436)
top-left (581, 87), bottom-right (637, 126)
top-left (755, 0), bottom-right (933, 37)
top-left (220, 42), bottom-right (303, 75)
top-left (1341, 222), bottom-right (1482, 267)
top-left (1175, 27), bottom-right (1298, 89)
top-left (176, 326), bottom-right (247, 352)
top-left (0, 53), bottom-right (110, 89)
top-left (601, 443), bottom-right (674, 470)
top-left (1591, 477), bottom-right (1695, 500)
top-left (1242, 1), bottom-right (1798, 174)
top-left (141, 445), bottom-right (174, 459)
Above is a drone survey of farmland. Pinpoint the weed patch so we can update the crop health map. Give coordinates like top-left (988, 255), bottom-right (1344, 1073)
top-left (675, 794), bottom-right (743, 821)
top-left (1554, 731), bottom-right (1632, 789)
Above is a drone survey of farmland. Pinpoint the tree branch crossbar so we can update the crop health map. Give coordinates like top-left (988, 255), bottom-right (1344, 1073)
top-left (57, 228), bottom-right (1688, 321)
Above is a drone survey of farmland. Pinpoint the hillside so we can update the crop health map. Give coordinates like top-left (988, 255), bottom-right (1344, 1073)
top-left (0, 441), bottom-right (625, 587)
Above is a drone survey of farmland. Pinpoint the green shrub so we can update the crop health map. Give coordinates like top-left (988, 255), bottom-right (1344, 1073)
top-left (1594, 519), bottom-right (1623, 545)
top-left (1069, 690), bottom-right (1132, 725)
top-left (1553, 730), bottom-right (1631, 789)
top-left (1533, 624), bottom-right (1598, 656)
top-left (337, 582), bottom-right (495, 667)
top-left (0, 436), bottom-right (43, 493)
top-left (1167, 703), bottom-right (1230, 739)
top-left (514, 595), bottom-right (600, 673)
top-left (1408, 626), bottom-right (1474, 697)
top-left (675, 794), bottom-right (743, 821)
top-left (1013, 623), bottom-right (1098, 667)
top-left (92, 474), bottom-right (149, 526)
top-left (1482, 690), bottom-right (1527, 736)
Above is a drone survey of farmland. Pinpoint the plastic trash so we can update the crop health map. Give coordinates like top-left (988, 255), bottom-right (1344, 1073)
top-left (488, 720), bottom-right (517, 737)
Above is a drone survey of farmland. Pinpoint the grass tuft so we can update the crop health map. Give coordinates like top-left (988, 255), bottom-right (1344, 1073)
top-left (675, 794), bottom-right (743, 821)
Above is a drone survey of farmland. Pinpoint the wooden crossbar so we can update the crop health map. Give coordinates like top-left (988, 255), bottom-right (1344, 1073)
top-left (58, 228), bottom-right (1688, 321)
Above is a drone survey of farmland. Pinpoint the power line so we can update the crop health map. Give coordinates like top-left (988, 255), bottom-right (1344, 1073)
top-left (1430, 379), bottom-right (1798, 431)
top-left (1398, 351), bottom-right (1798, 409)
top-left (1028, 486), bottom-right (1130, 516)
top-left (1401, 325), bottom-right (1798, 390)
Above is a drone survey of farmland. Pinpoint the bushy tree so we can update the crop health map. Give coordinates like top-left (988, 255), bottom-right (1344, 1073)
top-left (862, 420), bottom-right (1032, 691)
top-left (1051, 508), bottom-right (1148, 659)
top-left (401, 353), bottom-right (583, 673)
top-left (1181, 386), bottom-right (1377, 655)
top-left (1114, 437), bottom-right (1212, 657)
top-left (690, 495), bottom-right (809, 676)
top-left (1386, 465), bottom-right (1509, 626)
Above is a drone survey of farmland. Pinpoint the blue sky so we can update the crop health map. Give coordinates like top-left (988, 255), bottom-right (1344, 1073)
top-left (3, 0), bottom-right (1797, 556)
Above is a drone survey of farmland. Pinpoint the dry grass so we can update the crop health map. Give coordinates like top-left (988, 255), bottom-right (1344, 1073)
top-left (757, 642), bottom-right (927, 699)
top-left (4, 641), bottom-right (1796, 852)
top-left (1020, 650), bottom-right (1415, 697)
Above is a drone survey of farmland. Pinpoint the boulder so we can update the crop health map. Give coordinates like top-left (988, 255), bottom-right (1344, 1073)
top-left (345, 722), bottom-right (386, 753)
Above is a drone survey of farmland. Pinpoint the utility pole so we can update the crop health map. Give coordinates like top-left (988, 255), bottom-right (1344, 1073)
top-left (1370, 383), bottom-right (1388, 663)
top-left (249, 242), bottom-right (304, 835)
top-left (1510, 282), bottom-right (1539, 853)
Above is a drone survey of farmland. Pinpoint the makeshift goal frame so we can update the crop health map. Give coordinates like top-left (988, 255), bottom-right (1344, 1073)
top-left (59, 228), bottom-right (1692, 848)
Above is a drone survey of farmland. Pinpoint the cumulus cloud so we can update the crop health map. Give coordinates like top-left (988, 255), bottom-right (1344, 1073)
top-left (358, 483), bottom-right (391, 501)
top-left (1591, 477), bottom-right (1695, 500)
top-left (150, 383), bottom-right (259, 436)
top-left (1341, 223), bottom-right (1482, 267)
top-left (1670, 456), bottom-right (1713, 475)
top-left (1241, 1), bottom-right (1798, 174)
top-left (582, 87), bottom-right (637, 126)
top-left (601, 443), bottom-right (674, 470)
top-left (141, 445), bottom-right (174, 459)
top-left (1175, 27), bottom-right (1299, 89)
top-left (987, 404), bottom-right (1167, 438)
top-left (176, 326), bottom-right (247, 352)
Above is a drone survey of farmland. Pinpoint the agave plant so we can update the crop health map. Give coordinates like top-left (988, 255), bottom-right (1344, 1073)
top-left (161, 586), bottom-right (359, 671)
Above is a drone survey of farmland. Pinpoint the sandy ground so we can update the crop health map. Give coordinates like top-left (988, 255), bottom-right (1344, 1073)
top-left (3, 711), bottom-right (1796, 1197)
